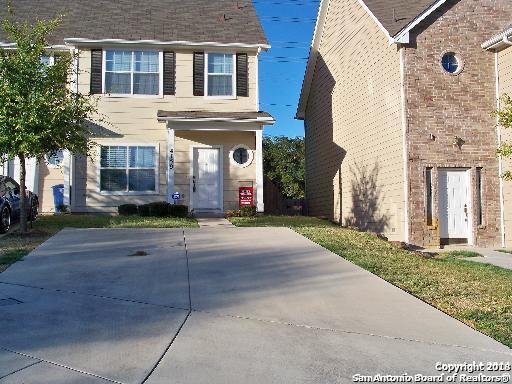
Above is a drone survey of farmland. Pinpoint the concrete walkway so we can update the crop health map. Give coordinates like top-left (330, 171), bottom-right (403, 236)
top-left (0, 228), bottom-right (509, 383)
top-left (196, 217), bottom-right (234, 228)
top-left (425, 246), bottom-right (512, 270)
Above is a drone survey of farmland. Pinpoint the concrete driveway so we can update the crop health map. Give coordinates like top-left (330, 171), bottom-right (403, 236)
top-left (0, 228), bottom-right (509, 383)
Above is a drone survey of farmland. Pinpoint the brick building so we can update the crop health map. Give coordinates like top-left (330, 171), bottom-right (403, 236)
top-left (297, 0), bottom-right (512, 248)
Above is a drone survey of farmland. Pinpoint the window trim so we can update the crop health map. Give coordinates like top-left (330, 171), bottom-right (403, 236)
top-left (45, 150), bottom-right (65, 169)
top-left (229, 144), bottom-right (253, 168)
top-left (425, 167), bottom-right (434, 227)
top-left (476, 167), bottom-right (484, 227)
top-left (101, 49), bottom-right (164, 98)
top-left (440, 51), bottom-right (464, 75)
top-left (204, 52), bottom-right (237, 99)
top-left (97, 143), bottom-right (160, 195)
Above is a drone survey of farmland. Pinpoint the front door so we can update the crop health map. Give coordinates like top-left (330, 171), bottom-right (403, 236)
top-left (438, 169), bottom-right (470, 243)
top-left (192, 148), bottom-right (221, 210)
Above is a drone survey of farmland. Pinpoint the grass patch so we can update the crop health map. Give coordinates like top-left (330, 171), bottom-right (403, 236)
top-left (0, 214), bottom-right (197, 272)
top-left (438, 250), bottom-right (482, 259)
top-left (496, 249), bottom-right (512, 255)
top-left (230, 215), bottom-right (512, 348)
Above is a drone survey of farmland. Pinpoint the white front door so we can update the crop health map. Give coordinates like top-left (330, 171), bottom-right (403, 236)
top-left (192, 148), bottom-right (221, 210)
top-left (438, 169), bottom-right (470, 240)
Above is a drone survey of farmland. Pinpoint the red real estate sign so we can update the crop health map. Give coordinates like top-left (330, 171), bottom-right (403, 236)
top-left (239, 186), bottom-right (254, 208)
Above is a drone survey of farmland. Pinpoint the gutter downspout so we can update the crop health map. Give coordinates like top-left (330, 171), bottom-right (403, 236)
top-left (495, 51), bottom-right (506, 248)
top-left (400, 46), bottom-right (410, 244)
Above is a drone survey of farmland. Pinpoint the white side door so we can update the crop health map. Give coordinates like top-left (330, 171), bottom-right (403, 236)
top-left (438, 169), bottom-right (470, 239)
top-left (192, 148), bottom-right (221, 210)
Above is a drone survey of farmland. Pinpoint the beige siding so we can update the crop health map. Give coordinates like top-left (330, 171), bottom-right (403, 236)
top-left (498, 46), bottom-right (512, 247)
top-left (71, 48), bottom-right (258, 212)
top-left (304, 0), bottom-right (405, 241)
top-left (77, 49), bottom-right (257, 114)
top-left (174, 131), bottom-right (256, 211)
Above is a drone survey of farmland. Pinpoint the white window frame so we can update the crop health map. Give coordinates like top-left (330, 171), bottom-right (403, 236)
top-left (102, 49), bottom-right (164, 98)
top-left (204, 52), bottom-right (237, 99)
top-left (97, 144), bottom-right (160, 195)
top-left (229, 144), bottom-right (253, 168)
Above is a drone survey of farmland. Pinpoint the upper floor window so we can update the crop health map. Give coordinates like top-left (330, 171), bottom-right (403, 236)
top-left (206, 53), bottom-right (235, 97)
top-left (104, 50), bottom-right (161, 95)
top-left (40, 55), bottom-right (52, 66)
top-left (441, 52), bottom-right (463, 75)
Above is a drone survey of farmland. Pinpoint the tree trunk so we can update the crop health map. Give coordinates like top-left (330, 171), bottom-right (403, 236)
top-left (19, 155), bottom-right (27, 233)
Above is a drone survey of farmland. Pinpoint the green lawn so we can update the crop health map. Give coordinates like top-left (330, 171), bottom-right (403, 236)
top-left (0, 214), bottom-right (197, 272)
top-left (230, 216), bottom-right (512, 348)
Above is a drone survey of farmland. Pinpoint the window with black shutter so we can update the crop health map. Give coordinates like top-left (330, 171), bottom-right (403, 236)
top-left (193, 52), bottom-right (204, 96)
top-left (236, 53), bottom-right (248, 97)
top-left (163, 51), bottom-right (176, 96)
top-left (90, 49), bottom-right (103, 94)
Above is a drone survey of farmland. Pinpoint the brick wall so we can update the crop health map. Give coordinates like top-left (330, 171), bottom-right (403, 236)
top-left (404, 0), bottom-right (512, 247)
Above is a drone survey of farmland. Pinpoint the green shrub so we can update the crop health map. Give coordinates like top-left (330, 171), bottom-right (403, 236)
top-left (225, 210), bottom-right (241, 218)
top-left (138, 204), bottom-right (151, 217)
top-left (240, 205), bottom-right (257, 217)
top-left (168, 204), bottom-right (189, 218)
top-left (118, 204), bottom-right (138, 216)
top-left (148, 202), bottom-right (171, 217)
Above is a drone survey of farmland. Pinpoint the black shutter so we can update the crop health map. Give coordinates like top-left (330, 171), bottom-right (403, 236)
top-left (163, 51), bottom-right (176, 95)
top-left (90, 49), bottom-right (103, 94)
top-left (236, 53), bottom-right (248, 97)
top-left (193, 52), bottom-right (204, 96)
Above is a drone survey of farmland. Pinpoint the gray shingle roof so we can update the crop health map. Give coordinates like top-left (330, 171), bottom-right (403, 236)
top-left (363, 0), bottom-right (440, 36)
top-left (0, 0), bottom-right (267, 45)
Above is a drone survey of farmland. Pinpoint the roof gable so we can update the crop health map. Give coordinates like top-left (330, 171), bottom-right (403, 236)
top-left (364, 0), bottom-right (442, 37)
top-left (297, 0), bottom-right (448, 119)
top-left (0, 0), bottom-right (268, 46)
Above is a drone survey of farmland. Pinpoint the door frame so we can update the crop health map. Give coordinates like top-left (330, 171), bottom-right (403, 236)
top-left (437, 168), bottom-right (474, 246)
top-left (189, 145), bottom-right (223, 212)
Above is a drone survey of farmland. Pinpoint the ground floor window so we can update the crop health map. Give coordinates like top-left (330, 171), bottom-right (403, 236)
top-left (425, 167), bottom-right (433, 226)
top-left (100, 145), bottom-right (156, 193)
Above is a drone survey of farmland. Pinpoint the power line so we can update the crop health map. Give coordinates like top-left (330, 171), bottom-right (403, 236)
top-left (259, 16), bottom-right (316, 23)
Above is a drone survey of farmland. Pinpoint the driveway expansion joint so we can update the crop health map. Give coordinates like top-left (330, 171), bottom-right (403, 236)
top-left (0, 347), bottom-right (125, 384)
top-left (0, 281), bottom-right (190, 313)
top-left (140, 229), bottom-right (193, 384)
top-left (188, 309), bottom-right (512, 356)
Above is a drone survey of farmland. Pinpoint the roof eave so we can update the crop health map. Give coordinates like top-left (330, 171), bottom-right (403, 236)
top-left (391, 0), bottom-right (448, 44)
top-left (64, 38), bottom-right (270, 50)
top-left (482, 27), bottom-right (512, 50)
top-left (157, 116), bottom-right (275, 125)
top-left (296, 0), bottom-right (330, 120)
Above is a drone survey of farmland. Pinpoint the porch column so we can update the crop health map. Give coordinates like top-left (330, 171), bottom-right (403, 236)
top-left (167, 127), bottom-right (175, 203)
top-left (63, 150), bottom-right (71, 207)
top-left (256, 129), bottom-right (264, 212)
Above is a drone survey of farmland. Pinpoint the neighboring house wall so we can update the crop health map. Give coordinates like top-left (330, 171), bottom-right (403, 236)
top-left (174, 130), bottom-right (256, 211)
top-left (72, 48), bottom-right (259, 212)
top-left (304, 0), bottom-right (405, 241)
top-left (404, 0), bottom-right (512, 247)
top-left (498, 45), bottom-right (512, 247)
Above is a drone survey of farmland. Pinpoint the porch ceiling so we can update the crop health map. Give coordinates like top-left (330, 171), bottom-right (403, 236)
top-left (157, 110), bottom-right (275, 125)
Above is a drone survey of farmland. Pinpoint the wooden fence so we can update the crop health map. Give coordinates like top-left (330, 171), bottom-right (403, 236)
top-left (263, 176), bottom-right (304, 215)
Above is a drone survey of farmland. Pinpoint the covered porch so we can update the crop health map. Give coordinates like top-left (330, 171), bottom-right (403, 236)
top-left (158, 111), bottom-right (274, 214)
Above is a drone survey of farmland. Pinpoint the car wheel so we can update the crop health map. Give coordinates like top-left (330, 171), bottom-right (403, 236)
top-left (29, 199), bottom-right (39, 221)
top-left (0, 206), bottom-right (11, 234)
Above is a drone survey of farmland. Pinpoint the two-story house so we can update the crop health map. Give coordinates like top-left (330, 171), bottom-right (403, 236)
top-left (0, 0), bottom-right (273, 215)
top-left (297, 0), bottom-right (512, 248)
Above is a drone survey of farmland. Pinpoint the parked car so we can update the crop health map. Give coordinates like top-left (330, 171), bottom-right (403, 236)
top-left (0, 176), bottom-right (39, 233)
